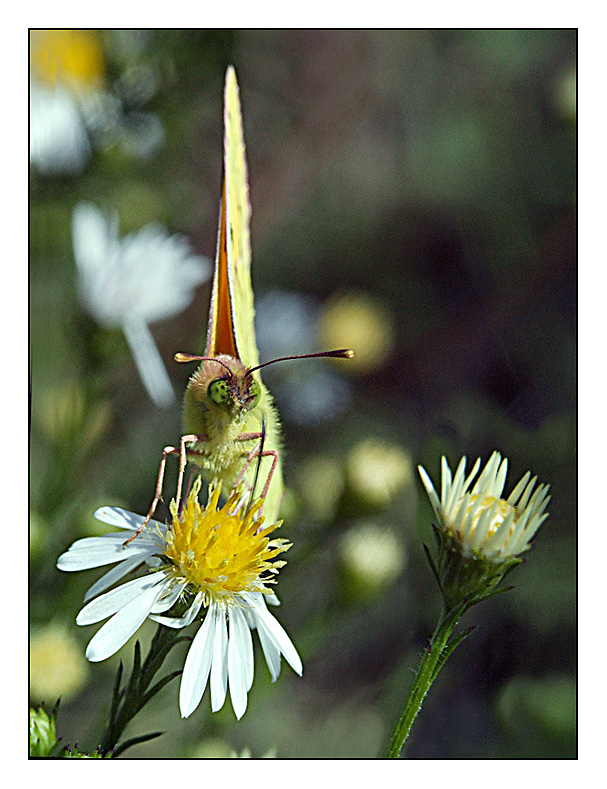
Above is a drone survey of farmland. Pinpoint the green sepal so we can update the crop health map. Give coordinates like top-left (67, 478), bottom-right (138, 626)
top-left (29, 702), bottom-right (62, 758)
top-left (430, 525), bottom-right (522, 611)
top-left (423, 541), bottom-right (442, 590)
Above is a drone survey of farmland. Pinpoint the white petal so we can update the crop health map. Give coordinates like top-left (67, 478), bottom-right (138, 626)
top-left (418, 466), bottom-right (440, 518)
top-left (123, 316), bottom-right (176, 408)
top-left (57, 534), bottom-right (156, 571)
top-left (228, 606), bottom-right (254, 719)
top-left (507, 471), bottom-right (531, 506)
top-left (150, 579), bottom-right (185, 614)
top-left (85, 580), bottom-right (166, 662)
top-left (462, 457), bottom-right (482, 494)
top-left (180, 606), bottom-right (216, 718)
top-left (440, 456), bottom-right (451, 504)
top-left (257, 619), bottom-right (282, 682)
top-left (246, 594), bottom-right (302, 676)
top-left (151, 590), bottom-right (205, 629)
top-left (445, 456), bottom-right (466, 514)
top-left (473, 452), bottom-right (500, 495)
top-left (517, 475), bottom-right (538, 510)
top-left (77, 574), bottom-right (167, 625)
top-left (210, 607), bottom-right (228, 712)
top-left (72, 202), bottom-right (119, 279)
top-left (30, 84), bottom-right (90, 175)
top-left (493, 457), bottom-right (509, 498)
top-left (94, 506), bottom-right (165, 534)
top-left (84, 555), bottom-right (145, 602)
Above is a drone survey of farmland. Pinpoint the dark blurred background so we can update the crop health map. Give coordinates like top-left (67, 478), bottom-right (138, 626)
top-left (29, 29), bottom-right (576, 758)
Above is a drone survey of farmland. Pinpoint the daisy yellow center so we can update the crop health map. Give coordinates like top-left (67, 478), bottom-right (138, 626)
top-left (459, 494), bottom-right (516, 539)
top-left (162, 478), bottom-right (290, 604)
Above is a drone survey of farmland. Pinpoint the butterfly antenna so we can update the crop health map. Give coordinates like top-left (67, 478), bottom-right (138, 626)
top-left (174, 353), bottom-right (234, 378)
top-left (247, 348), bottom-right (353, 376)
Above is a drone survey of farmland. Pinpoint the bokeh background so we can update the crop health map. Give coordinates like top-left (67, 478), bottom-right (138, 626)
top-left (29, 29), bottom-right (576, 759)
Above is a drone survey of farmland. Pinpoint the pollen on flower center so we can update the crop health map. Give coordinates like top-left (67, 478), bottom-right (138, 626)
top-left (456, 494), bottom-right (516, 540)
top-left (162, 478), bottom-right (291, 605)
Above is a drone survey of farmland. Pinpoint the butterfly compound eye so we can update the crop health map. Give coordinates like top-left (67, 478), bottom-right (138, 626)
top-left (208, 378), bottom-right (230, 406)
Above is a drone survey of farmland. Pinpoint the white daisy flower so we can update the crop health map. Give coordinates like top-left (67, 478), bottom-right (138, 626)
top-left (30, 80), bottom-right (91, 175)
top-left (418, 451), bottom-right (550, 562)
top-left (72, 202), bottom-right (210, 408)
top-left (57, 479), bottom-right (302, 720)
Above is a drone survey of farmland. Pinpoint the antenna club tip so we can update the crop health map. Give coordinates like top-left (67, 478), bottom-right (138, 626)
top-left (174, 352), bottom-right (201, 363)
top-left (326, 348), bottom-right (354, 359)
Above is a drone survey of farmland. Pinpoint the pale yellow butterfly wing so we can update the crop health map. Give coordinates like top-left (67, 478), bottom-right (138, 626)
top-left (202, 67), bottom-right (283, 520)
top-left (204, 67), bottom-right (256, 368)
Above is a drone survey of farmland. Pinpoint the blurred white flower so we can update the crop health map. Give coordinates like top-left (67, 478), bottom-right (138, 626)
top-left (255, 289), bottom-right (352, 426)
top-left (278, 369), bottom-right (352, 426)
top-left (30, 81), bottom-right (91, 175)
top-left (29, 30), bottom-right (165, 174)
top-left (72, 202), bottom-right (210, 407)
top-left (230, 746), bottom-right (277, 758)
top-left (255, 290), bottom-right (318, 362)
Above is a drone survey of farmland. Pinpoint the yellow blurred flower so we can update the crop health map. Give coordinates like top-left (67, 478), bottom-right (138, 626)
top-left (339, 520), bottom-right (406, 594)
top-left (318, 291), bottom-right (394, 374)
top-left (29, 510), bottom-right (47, 559)
top-left (297, 455), bottom-right (345, 522)
top-left (553, 65), bottom-right (576, 123)
top-left (190, 738), bottom-right (234, 758)
top-left (30, 625), bottom-right (89, 703)
top-left (34, 380), bottom-right (111, 453)
top-left (346, 439), bottom-right (413, 509)
top-left (30, 29), bottom-right (105, 92)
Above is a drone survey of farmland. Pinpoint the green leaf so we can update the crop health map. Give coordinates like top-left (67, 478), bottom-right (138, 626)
top-left (112, 731), bottom-right (164, 758)
top-left (141, 669), bottom-right (182, 707)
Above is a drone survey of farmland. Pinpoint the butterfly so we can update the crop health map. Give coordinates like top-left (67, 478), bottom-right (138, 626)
top-left (136, 66), bottom-right (351, 537)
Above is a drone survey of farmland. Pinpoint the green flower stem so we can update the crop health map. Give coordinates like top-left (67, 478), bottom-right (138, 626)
top-left (98, 624), bottom-right (186, 757)
top-left (386, 602), bottom-right (467, 759)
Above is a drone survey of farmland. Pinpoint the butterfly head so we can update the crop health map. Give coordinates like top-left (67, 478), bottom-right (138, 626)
top-left (177, 348), bottom-right (354, 425)
top-left (178, 353), bottom-right (261, 418)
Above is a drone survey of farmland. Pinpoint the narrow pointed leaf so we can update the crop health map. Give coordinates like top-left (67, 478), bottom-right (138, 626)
top-left (112, 730), bottom-right (164, 758)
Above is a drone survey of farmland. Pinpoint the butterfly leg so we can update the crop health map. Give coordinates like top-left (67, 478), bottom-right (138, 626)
top-left (122, 444), bottom-right (180, 545)
top-left (174, 433), bottom-right (201, 513)
top-left (122, 433), bottom-right (207, 546)
top-left (233, 434), bottom-right (279, 501)
top-left (181, 467), bottom-right (198, 512)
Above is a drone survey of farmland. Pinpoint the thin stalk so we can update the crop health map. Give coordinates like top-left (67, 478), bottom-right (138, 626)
top-left (385, 603), bottom-right (466, 759)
